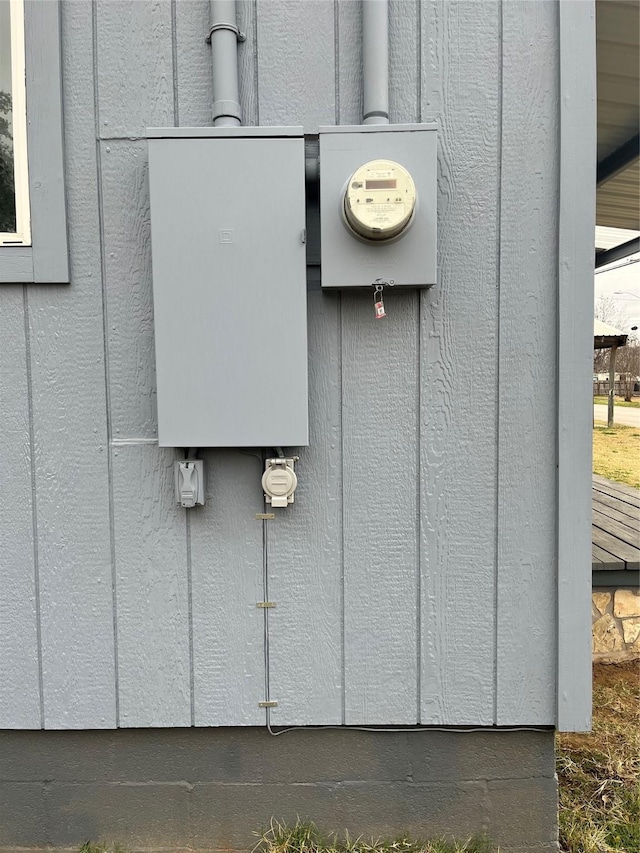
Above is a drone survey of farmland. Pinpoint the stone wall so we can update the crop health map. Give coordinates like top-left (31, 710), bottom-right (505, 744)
top-left (592, 588), bottom-right (640, 662)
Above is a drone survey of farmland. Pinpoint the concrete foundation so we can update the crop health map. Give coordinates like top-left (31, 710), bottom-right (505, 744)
top-left (0, 728), bottom-right (557, 852)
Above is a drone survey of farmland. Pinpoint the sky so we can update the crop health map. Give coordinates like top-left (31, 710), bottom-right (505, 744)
top-left (594, 227), bottom-right (640, 334)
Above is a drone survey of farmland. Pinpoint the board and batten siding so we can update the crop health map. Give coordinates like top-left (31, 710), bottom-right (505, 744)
top-left (0, 0), bottom-right (593, 730)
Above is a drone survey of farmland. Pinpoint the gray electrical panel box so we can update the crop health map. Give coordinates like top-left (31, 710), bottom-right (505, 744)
top-left (319, 124), bottom-right (437, 289)
top-left (147, 127), bottom-right (308, 448)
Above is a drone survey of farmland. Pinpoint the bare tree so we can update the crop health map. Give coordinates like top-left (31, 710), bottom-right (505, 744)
top-left (0, 91), bottom-right (15, 233)
top-left (615, 342), bottom-right (640, 401)
top-left (593, 295), bottom-right (632, 375)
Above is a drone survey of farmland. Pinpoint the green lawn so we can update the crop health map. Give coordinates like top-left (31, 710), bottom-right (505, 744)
top-left (256, 820), bottom-right (492, 853)
top-left (594, 396), bottom-right (640, 409)
top-left (593, 426), bottom-right (640, 489)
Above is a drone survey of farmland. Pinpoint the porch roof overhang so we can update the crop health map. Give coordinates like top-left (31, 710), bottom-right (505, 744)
top-left (594, 319), bottom-right (629, 350)
top-left (595, 1), bottom-right (639, 267)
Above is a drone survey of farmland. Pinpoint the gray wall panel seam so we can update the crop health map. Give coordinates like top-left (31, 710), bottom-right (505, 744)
top-left (92, 0), bottom-right (119, 728)
top-left (263, 506), bottom-right (270, 718)
top-left (171, 0), bottom-right (179, 126)
top-left (253, 0), bottom-right (260, 126)
top-left (339, 292), bottom-right (345, 726)
top-left (334, 0), bottom-right (340, 125)
top-left (416, 290), bottom-right (421, 724)
top-left (414, 0), bottom-right (421, 723)
top-left (23, 286), bottom-right (44, 730)
top-left (335, 0), bottom-right (344, 723)
top-left (493, 0), bottom-right (504, 727)
top-left (185, 512), bottom-right (195, 727)
top-left (415, 0), bottom-right (421, 123)
top-left (416, 0), bottom-right (424, 725)
top-left (553, 0), bottom-right (560, 724)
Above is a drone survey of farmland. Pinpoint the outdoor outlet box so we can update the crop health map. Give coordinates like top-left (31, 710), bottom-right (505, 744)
top-left (175, 460), bottom-right (205, 508)
top-left (147, 127), bottom-right (308, 448)
top-left (262, 457), bottom-right (298, 507)
top-left (319, 124), bottom-right (437, 289)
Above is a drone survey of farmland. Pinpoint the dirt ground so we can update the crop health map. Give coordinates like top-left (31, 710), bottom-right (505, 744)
top-left (592, 661), bottom-right (639, 689)
top-left (557, 660), bottom-right (639, 852)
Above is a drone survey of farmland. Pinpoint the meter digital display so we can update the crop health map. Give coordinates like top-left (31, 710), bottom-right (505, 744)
top-left (365, 179), bottom-right (396, 189)
top-left (343, 159), bottom-right (417, 242)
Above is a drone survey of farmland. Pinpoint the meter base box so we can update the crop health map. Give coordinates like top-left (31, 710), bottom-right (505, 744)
top-left (147, 127), bottom-right (308, 448)
top-left (319, 124), bottom-right (437, 289)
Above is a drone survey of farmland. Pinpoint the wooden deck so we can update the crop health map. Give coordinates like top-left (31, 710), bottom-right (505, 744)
top-left (592, 475), bottom-right (640, 584)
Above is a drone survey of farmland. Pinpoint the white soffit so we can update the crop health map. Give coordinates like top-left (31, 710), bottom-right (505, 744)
top-left (596, 0), bottom-right (639, 231)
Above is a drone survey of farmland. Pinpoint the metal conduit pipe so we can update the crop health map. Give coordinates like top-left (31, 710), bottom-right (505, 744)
top-left (362, 0), bottom-right (389, 124)
top-left (209, 0), bottom-right (242, 126)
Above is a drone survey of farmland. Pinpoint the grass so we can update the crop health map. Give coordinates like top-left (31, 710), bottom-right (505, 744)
top-left (79, 846), bottom-right (127, 853)
top-left (254, 819), bottom-right (493, 853)
top-left (76, 821), bottom-right (494, 853)
top-left (594, 397), bottom-right (640, 409)
top-left (594, 396), bottom-right (640, 409)
top-left (592, 425), bottom-right (640, 489)
top-left (557, 662), bottom-right (640, 853)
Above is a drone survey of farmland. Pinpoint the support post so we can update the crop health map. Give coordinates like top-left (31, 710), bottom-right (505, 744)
top-left (557, 0), bottom-right (595, 732)
top-left (608, 345), bottom-right (617, 427)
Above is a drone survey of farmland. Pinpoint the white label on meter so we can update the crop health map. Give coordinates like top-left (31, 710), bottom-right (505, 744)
top-left (343, 159), bottom-right (417, 242)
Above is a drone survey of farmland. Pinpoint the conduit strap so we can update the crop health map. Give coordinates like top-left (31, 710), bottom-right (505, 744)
top-left (213, 99), bottom-right (242, 122)
top-left (206, 22), bottom-right (246, 43)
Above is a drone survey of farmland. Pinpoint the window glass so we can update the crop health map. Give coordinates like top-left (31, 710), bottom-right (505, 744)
top-left (0, 0), bottom-right (15, 233)
top-left (0, 0), bottom-right (29, 244)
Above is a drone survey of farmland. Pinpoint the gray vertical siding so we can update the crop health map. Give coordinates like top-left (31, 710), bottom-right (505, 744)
top-left (0, 290), bottom-right (40, 728)
top-left (268, 280), bottom-right (344, 726)
top-left (191, 450), bottom-right (265, 727)
top-left (419, 0), bottom-right (500, 725)
top-left (256, 0), bottom-right (336, 130)
top-left (0, 0), bottom-right (569, 730)
top-left (497, 0), bottom-right (558, 725)
top-left (28, 0), bottom-right (116, 730)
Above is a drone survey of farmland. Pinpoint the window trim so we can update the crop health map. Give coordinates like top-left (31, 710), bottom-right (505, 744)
top-left (0, 0), bottom-right (68, 283)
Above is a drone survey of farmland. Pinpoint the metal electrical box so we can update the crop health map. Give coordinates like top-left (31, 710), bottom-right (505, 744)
top-left (319, 124), bottom-right (437, 289)
top-left (147, 127), bottom-right (308, 448)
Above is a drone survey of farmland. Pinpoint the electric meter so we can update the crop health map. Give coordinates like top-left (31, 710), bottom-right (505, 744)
top-left (319, 124), bottom-right (437, 288)
top-left (343, 159), bottom-right (417, 242)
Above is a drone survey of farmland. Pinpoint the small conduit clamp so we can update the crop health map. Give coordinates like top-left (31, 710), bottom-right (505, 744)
top-left (205, 22), bottom-right (246, 43)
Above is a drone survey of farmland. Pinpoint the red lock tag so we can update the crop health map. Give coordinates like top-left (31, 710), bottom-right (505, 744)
top-left (373, 283), bottom-right (386, 319)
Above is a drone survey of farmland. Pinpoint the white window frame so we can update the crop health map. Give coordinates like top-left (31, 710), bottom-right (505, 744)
top-left (0, 0), bottom-right (31, 246)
